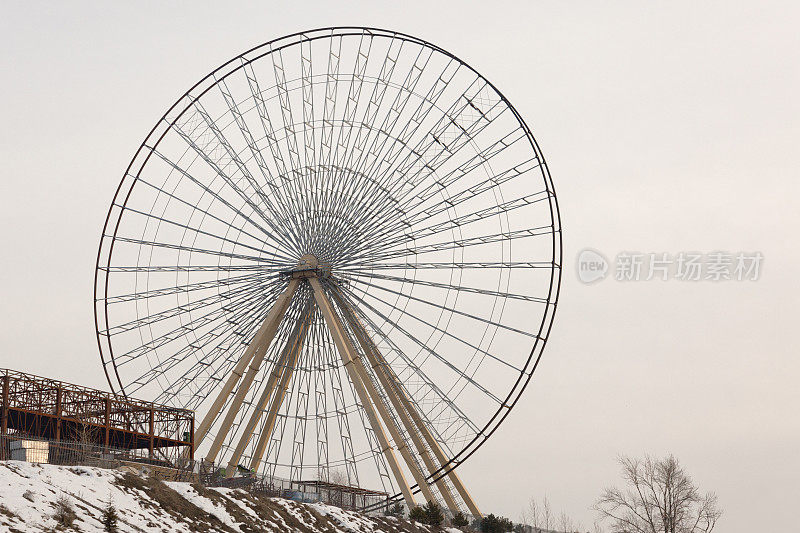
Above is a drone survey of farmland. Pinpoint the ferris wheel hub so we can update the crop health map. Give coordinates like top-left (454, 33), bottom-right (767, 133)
top-left (280, 254), bottom-right (333, 279)
top-left (298, 254), bottom-right (319, 268)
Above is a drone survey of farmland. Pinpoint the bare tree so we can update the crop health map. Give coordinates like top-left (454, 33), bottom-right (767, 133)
top-left (521, 497), bottom-right (539, 529)
top-left (521, 496), bottom-right (556, 532)
top-left (328, 467), bottom-right (349, 486)
top-left (594, 455), bottom-right (721, 533)
top-left (558, 511), bottom-right (574, 533)
top-left (542, 496), bottom-right (553, 531)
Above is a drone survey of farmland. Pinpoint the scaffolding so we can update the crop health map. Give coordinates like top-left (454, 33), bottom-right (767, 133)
top-left (0, 368), bottom-right (193, 465)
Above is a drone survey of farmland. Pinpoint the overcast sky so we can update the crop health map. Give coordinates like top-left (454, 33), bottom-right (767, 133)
top-left (1, 2), bottom-right (798, 531)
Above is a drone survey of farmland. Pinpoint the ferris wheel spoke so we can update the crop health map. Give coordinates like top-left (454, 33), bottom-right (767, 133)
top-left (112, 279), bottom-right (283, 364)
top-left (226, 301), bottom-right (312, 468)
top-left (320, 34), bottom-right (342, 168)
top-left (100, 264), bottom-right (269, 273)
top-left (170, 127), bottom-right (302, 258)
top-left (262, 338), bottom-right (305, 480)
top-left (339, 64), bottom-right (463, 229)
top-left (135, 175), bottom-right (285, 254)
top-left (373, 77), bottom-right (502, 200)
top-left (113, 204), bottom-right (288, 262)
top-left (166, 308), bottom-right (301, 417)
top-left (354, 140), bottom-right (531, 246)
top-left (341, 287), bottom-right (479, 441)
top-left (405, 128), bottom-right (530, 207)
top-left (320, 335), bottom-right (361, 486)
top-left (143, 149), bottom-right (292, 253)
top-left (327, 49), bottom-right (436, 239)
top-left (289, 350), bottom-right (313, 481)
top-left (347, 45), bottom-right (433, 180)
top-left (310, 40), bottom-right (344, 259)
top-left (348, 94), bottom-right (511, 241)
top-left (270, 50), bottom-right (315, 243)
top-left (241, 62), bottom-right (312, 235)
top-left (356, 57), bottom-right (461, 187)
top-left (330, 32), bottom-right (373, 171)
top-left (179, 97), bottom-right (285, 221)
top-left (318, 54), bottom-right (381, 247)
top-left (214, 78), bottom-right (304, 246)
top-left (242, 62), bottom-right (290, 177)
top-left (351, 225), bottom-right (557, 264)
top-left (102, 279), bottom-right (266, 337)
top-left (376, 188), bottom-right (550, 253)
top-left (339, 284), bottom-right (503, 405)
top-left (400, 139), bottom-right (537, 225)
top-left (300, 39), bottom-right (317, 172)
top-left (337, 346), bottom-right (395, 494)
top-left (311, 326), bottom-right (332, 482)
top-left (350, 276), bottom-right (538, 341)
top-left (347, 278), bottom-right (523, 373)
top-left (345, 270), bottom-right (547, 304)
top-left (359, 190), bottom-right (554, 256)
top-left (169, 113), bottom-right (286, 236)
top-left (339, 36), bottom-right (402, 175)
top-left (270, 48), bottom-right (303, 171)
top-left (108, 235), bottom-right (284, 265)
top-left (104, 271), bottom-right (268, 304)
top-left (343, 261), bottom-right (552, 271)
top-left (132, 290), bottom-right (286, 398)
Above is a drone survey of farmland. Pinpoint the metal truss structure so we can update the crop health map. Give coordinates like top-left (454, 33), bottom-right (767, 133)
top-left (94, 27), bottom-right (562, 516)
top-left (0, 368), bottom-right (193, 463)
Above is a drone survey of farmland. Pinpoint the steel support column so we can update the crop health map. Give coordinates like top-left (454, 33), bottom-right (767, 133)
top-left (104, 398), bottom-right (111, 447)
top-left (149, 408), bottom-right (155, 458)
top-left (54, 386), bottom-right (62, 442)
top-left (1, 375), bottom-right (8, 460)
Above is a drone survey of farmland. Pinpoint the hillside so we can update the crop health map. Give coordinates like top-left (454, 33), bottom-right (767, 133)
top-left (0, 461), bottom-right (459, 532)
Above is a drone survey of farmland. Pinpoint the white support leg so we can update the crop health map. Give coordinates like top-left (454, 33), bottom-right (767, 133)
top-left (226, 299), bottom-right (312, 476)
top-left (203, 279), bottom-right (300, 463)
top-left (310, 277), bottom-right (417, 509)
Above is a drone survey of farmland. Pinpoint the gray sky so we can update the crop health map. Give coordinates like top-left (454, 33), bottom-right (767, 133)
top-left (1, 2), bottom-right (798, 531)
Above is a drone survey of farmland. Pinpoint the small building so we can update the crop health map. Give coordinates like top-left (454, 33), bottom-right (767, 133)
top-left (0, 368), bottom-right (193, 467)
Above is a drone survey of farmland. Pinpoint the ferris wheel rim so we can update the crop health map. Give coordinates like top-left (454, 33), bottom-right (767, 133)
top-left (93, 25), bottom-right (563, 495)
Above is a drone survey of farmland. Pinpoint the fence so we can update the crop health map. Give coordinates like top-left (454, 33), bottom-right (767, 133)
top-left (200, 461), bottom-right (390, 512)
top-left (1, 433), bottom-right (389, 512)
top-left (0, 433), bottom-right (196, 482)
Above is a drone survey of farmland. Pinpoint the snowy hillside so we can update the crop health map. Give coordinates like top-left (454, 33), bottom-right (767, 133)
top-left (0, 461), bottom-right (459, 532)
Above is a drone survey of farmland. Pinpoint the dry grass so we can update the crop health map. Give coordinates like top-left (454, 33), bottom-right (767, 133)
top-left (111, 471), bottom-right (448, 533)
top-left (116, 473), bottom-right (235, 532)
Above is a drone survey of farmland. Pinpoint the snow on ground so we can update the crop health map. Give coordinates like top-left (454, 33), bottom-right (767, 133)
top-left (0, 461), bottom-right (182, 532)
top-left (0, 460), bottom-right (456, 532)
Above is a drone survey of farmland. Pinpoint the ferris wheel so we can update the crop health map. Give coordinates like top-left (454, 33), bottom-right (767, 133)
top-left (94, 27), bottom-right (561, 516)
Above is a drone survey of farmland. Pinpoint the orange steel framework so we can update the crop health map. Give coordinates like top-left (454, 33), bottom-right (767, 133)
top-left (0, 368), bottom-right (193, 462)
